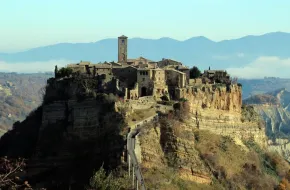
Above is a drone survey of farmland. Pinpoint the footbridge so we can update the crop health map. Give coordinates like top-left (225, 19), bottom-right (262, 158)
top-left (127, 114), bottom-right (158, 190)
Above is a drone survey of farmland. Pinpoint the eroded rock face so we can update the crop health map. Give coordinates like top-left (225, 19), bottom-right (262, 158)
top-left (138, 125), bottom-right (212, 186)
top-left (175, 84), bottom-right (242, 113)
top-left (188, 108), bottom-right (267, 148)
top-left (174, 83), bottom-right (266, 147)
top-left (243, 88), bottom-right (290, 161)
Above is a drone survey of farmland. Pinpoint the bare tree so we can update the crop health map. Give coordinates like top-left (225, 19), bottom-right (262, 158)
top-left (0, 157), bottom-right (31, 189)
top-left (74, 75), bottom-right (97, 95)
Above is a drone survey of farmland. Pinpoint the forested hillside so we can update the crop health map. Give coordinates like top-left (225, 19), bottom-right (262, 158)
top-left (0, 72), bottom-right (53, 132)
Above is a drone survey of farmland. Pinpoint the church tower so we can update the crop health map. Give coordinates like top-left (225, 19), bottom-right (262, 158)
top-left (118, 35), bottom-right (128, 63)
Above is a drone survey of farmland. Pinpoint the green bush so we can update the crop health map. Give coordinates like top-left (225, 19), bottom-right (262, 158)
top-left (89, 166), bottom-right (131, 190)
top-left (56, 67), bottom-right (73, 78)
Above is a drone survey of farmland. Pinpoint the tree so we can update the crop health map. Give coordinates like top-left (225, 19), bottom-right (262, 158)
top-left (54, 65), bottom-right (58, 78)
top-left (0, 157), bottom-right (31, 189)
top-left (57, 67), bottom-right (73, 78)
top-left (89, 166), bottom-right (131, 190)
top-left (74, 74), bottom-right (98, 96)
top-left (190, 66), bottom-right (201, 79)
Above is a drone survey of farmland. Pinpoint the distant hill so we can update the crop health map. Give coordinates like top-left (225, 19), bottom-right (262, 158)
top-left (239, 78), bottom-right (290, 99)
top-left (1, 32), bottom-right (290, 70)
top-left (243, 94), bottom-right (280, 105)
top-left (243, 88), bottom-right (290, 136)
top-left (0, 72), bottom-right (53, 133)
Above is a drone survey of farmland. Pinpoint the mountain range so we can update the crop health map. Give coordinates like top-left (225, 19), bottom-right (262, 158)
top-left (1, 32), bottom-right (290, 72)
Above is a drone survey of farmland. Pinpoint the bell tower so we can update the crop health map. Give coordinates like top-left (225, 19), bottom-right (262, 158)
top-left (118, 35), bottom-right (128, 63)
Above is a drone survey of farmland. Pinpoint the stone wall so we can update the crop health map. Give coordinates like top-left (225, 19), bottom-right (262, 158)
top-left (175, 84), bottom-right (242, 113)
top-left (129, 96), bottom-right (156, 111)
top-left (152, 69), bottom-right (168, 99)
top-left (165, 69), bottom-right (186, 88)
top-left (113, 66), bottom-right (137, 88)
top-left (189, 78), bottom-right (202, 85)
top-left (128, 83), bottom-right (139, 100)
top-left (137, 69), bottom-right (154, 96)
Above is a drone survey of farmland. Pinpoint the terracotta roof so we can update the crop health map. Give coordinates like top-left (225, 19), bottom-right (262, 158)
top-left (165, 68), bottom-right (186, 75)
top-left (160, 58), bottom-right (182, 63)
top-left (79, 61), bottom-right (91, 65)
top-left (176, 65), bottom-right (189, 70)
top-left (118, 35), bottom-right (128, 38)
top-left (127, 57), bottom-right (156, 63)
top-left (91, 64), bottom-right (112, 69)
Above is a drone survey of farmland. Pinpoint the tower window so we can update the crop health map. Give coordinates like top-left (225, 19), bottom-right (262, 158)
top-left (122, 39), bottom-right (125, 44)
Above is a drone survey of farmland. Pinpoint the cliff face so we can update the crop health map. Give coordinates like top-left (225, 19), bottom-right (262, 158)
top-left (138, 122), bottom-right (213, 189)
top-left (244, 88), bottom-right (290, 161)
top-left (135, 84), bottom-right (269, 189)
top-left (176, 84), bottom-right (242, 113)
top-left (175, 84), bottom-right (266, 147)
top-left (137, 117), bottom-right (286, 189)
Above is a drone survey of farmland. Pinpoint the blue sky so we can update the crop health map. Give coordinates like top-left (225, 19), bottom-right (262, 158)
top-left (0, 0), bottom-right (290, 52)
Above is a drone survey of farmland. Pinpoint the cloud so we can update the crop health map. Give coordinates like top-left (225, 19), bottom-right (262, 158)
top-left (237, 53), bottom-right (245, 58)
top-left (0, 60), bottom-right (75, 73)
top-left (212, 55), bottom-right (230, 60)
top-left (227, 56), bottom-right (290, 79)
top-left (212, 53), bottom-right (245, 60)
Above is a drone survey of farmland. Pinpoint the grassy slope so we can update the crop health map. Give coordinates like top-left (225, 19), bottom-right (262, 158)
top-left (138, 116), bottom-right (290, 190)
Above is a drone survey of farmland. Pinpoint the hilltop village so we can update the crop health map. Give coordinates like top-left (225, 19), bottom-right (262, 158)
top-left (42, 35), bottom-right (243, 136)
top-left (61, 35), bottom-right (232, 101)
top-left (3, 35), bottom-right (285, 190)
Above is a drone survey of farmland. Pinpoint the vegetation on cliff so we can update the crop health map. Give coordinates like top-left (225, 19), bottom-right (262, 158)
top-left (136, 104), bottom-right (290, 190)
top-left (189, 66), bottom-right (201, 79)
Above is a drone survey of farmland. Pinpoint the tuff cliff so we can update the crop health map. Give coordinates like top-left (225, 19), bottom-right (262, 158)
top-left (137, 112), bottom-right (288, 189)
top-left (244, 88), bottom-right (290, 161)
top-left (135, 83), bottom-right (270, 189)
top-left (175, 84), bottom-right (266, 147)
top-left (176, 84), bottom-right (242, 113)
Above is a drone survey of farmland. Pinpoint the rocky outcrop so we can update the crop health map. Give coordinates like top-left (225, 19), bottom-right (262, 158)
top-left (176, 84), bottom-right (242, 113)
top-left (188, 108), bottom-right (267, 148)
top-left (244, 88), bottom-right (290, 160)
top-left (138, 124), bottom-right (211, 186)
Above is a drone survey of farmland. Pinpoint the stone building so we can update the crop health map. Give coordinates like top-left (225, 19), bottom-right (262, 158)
top-left (202, 70), bottom-right (230, 83)
top-left (118, 35), bottom-right (128, 63)
top-left (64, 35), bottom-right (232, 102)
top-left (157, 58), bottom-right (182, 68)
top-left (136, 68), bottom-right (168, 98)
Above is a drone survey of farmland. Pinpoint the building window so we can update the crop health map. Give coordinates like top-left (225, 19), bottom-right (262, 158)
top-left (122, 39), bottom-right (125, 44)
top-left (143, 78), bottom-right (145, 81)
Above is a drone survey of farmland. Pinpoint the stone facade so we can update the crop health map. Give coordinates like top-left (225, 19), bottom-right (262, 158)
top-left (65, 35), bottom-right (192, 101)
top-left (118, 35), bottom-right (128, 63)
top-left (165, 69), bottom-right (186, 88)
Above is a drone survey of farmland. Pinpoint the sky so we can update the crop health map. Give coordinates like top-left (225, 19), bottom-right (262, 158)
top-left (1, 0), bottom-right (290, 52)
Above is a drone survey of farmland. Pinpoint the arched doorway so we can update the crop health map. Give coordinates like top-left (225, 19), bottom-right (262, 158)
top-left (141, 87), bottom-right (147, 97)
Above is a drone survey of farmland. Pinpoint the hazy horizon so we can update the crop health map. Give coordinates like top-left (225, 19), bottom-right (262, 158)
top-left (1, 0), bottom-right (290, 52)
